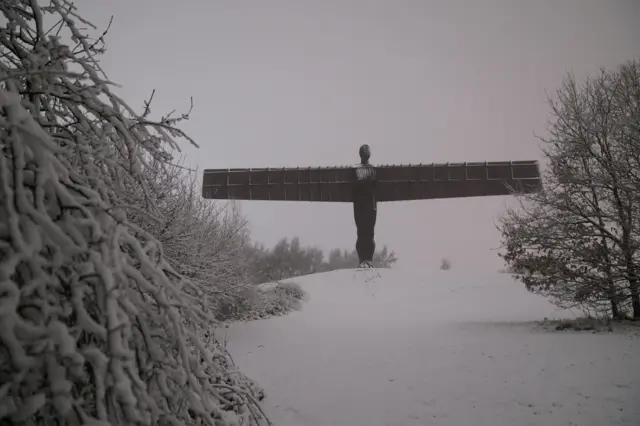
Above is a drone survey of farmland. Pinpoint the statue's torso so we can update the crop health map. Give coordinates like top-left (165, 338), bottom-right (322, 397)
top-left (355, 163), bottom-right (376, 182)
top-left (353, 164), bottom-right (376, 208)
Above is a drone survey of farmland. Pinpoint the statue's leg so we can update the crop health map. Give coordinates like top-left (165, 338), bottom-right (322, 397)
top-left (353, 201), bottom-right (365, 264)
top-left (355, 209), bottom-right (376, 264)
top-left (356, 227), bottom-right (370, 263)
top-left (354, 196), bottom-right (376, 265)
top-left (361, 205), bottom-right (376, 262)
top-left (367, 204), bottom-right (377, 262)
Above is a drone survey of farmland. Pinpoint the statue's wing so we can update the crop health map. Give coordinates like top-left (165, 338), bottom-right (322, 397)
top-left (374, 161), bottom-right (542, 202)
top-left (202, 161), bottom-right (542, 203)
top-left (202, 166), bottom-right (356, 202)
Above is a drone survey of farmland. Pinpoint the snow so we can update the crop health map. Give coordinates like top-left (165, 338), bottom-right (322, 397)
top-left (219, 268), bottom-right (640, 426)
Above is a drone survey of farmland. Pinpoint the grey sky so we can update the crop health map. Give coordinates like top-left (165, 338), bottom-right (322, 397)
top-left (83, 1), bottom-right (639, 271)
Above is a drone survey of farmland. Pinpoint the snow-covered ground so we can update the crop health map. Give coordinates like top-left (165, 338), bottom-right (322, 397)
top-left (219, 268), bottom-right (640, 426)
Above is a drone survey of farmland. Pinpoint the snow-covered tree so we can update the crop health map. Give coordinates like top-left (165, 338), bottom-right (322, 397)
top-left (128, 159), bottom-right (254, 320)
top-left (245, 237), bottom-right (399, 283)
top-left (499, 59), bottom-right (640, 319)
top-left (0, 2), bottom-right (268, 425)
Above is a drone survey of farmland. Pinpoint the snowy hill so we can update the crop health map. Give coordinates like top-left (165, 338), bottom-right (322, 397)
top-left (220, 268), bottom-right (640, 426)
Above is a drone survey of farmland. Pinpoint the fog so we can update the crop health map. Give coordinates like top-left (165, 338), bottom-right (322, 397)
top-left (84, 0), bottom-right (639, 270)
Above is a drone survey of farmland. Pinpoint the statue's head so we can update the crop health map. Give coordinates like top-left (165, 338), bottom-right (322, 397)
top-left (359, 144), bottom-right (371, 164)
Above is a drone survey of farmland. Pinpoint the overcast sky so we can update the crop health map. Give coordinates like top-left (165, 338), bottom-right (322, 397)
top-left (83, 0), bottom-right (639, 271)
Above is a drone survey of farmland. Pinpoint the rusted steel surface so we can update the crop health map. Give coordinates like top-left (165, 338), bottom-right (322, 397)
top-left (201, 161), bottom-right (542, 202)
top-left (202, 166), bottom-right (355, 202)
top-left (374, 161), bottom-right (541, 202)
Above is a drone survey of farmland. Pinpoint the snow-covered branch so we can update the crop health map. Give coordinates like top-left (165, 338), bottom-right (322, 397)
top-left (0, 1), bottom-right (268, 425)
top-left (498, 59), bottom-right (640, 320)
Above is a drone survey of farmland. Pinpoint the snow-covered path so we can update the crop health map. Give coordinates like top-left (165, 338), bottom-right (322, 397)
top-left (220, 269), bottom-right (640, 426)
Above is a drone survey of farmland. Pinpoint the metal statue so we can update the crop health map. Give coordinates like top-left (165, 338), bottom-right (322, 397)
top-left (201, 145), bottom-right (542, 268)
top-left (353, 144), bottom-right (377, 267)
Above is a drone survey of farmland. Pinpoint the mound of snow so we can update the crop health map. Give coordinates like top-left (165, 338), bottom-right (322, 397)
top-left (221, 268), bottom-right (640, 426)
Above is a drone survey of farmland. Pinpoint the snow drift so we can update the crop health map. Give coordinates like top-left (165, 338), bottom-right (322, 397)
top-left (221, 268), bottom-right (640, 426)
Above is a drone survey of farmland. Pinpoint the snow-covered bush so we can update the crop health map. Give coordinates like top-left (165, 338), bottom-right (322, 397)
top-left (224, 282), bottom-right (307, 321)
top-left (0, 1), bottom-right (268, 425)
top-left (440, 258), bottom-right (452, 271)
top-left (254, 282), bottom-right (306, 319)
top-left (129, 159), bottom-right (253, 321)
top-left (274, 281), bottom-right (307, 301)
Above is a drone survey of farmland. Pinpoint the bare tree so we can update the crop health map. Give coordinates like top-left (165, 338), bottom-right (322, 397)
top-left (245, 237), bottom-right (398, 283)
top-left (499, 59), bottom-right (640, 319)
top-left (0, 2), bottom-right (268, 425)
top-left (131, 160), bottom-right (254, 319)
